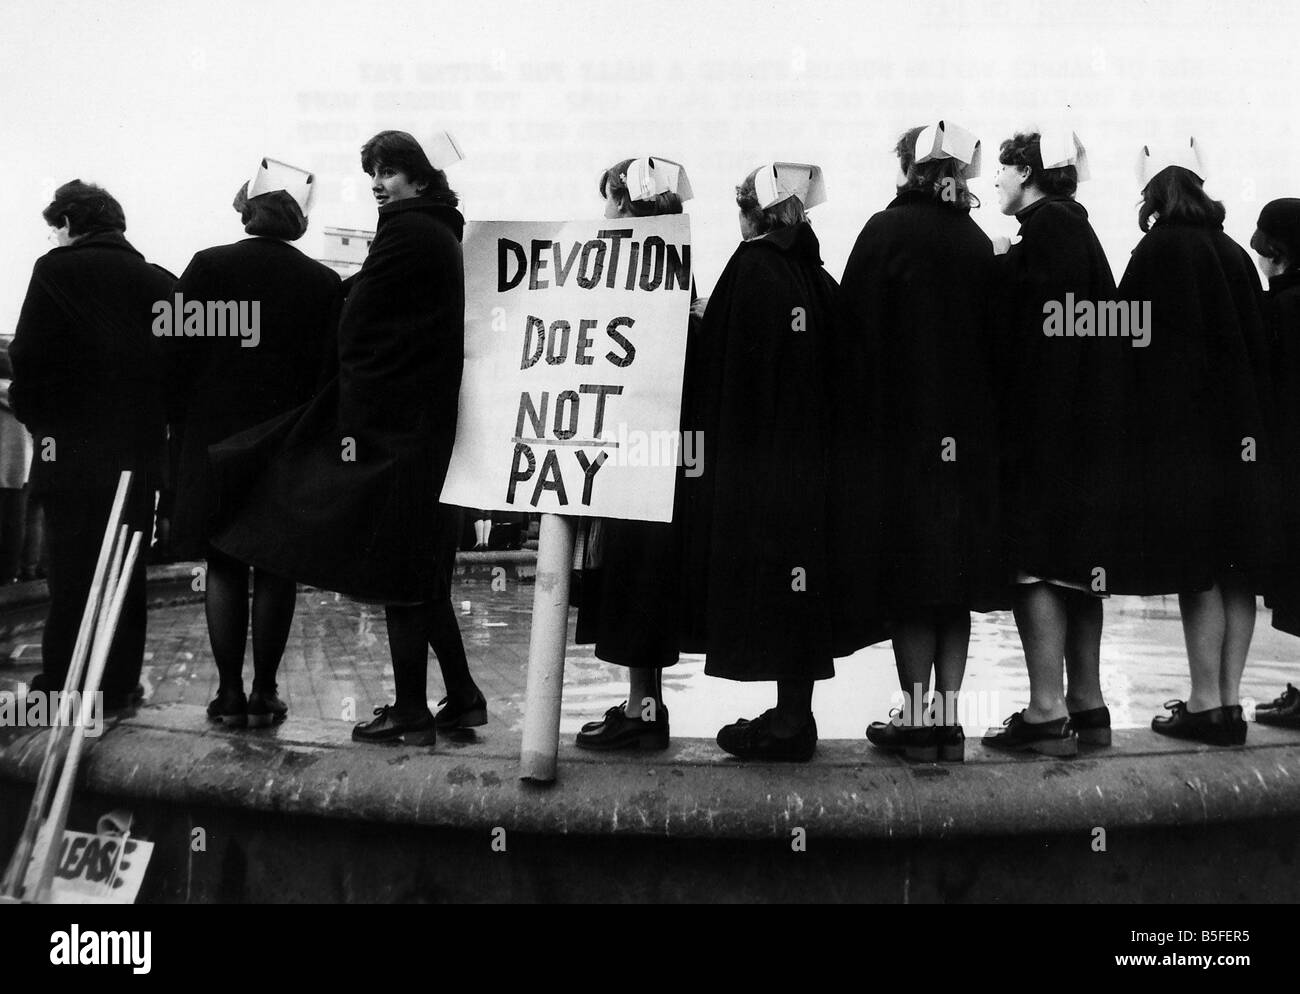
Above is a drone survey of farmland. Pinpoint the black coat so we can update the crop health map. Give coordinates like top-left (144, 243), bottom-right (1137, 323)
top-left (677, 222), bottom-right (870, 682)
top-left (164, 237), bottom-right (341, 559)
top-left (840, 190), bottom-right (1004, 613)
top-left (209, 198), bottom-right (465, 602)
top-left (1262, 270), bottom-right (1300, 634)
top-left (1113, 221), bottom-right (1276, 594)
top-left (574, 313), bottom-right (703, 669)
top-left (996, 196), bottom-right (1126, 585)
top-left (10, 231), bottom-right (171, 493)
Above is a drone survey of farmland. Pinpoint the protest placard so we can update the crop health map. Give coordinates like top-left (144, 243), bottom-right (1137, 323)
top-left (441, 216), bottom-right (692, 522)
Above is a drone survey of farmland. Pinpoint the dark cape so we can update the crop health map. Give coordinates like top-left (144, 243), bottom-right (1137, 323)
top-left (677, 222), bottom-right (872, 682)
top-left (574, 312), bottom-right (703, 669)
top-left (995, 196), bottom-right (1126, 586)
top-left (209, 197), bottom-right (465, 603)
top-left (163, 237), bottom-right (341, 559)
top-left (10, 231), bottom-right (171, 494)
top-left (839, 190), bottom-right (1005, 613)
top-left (1262, 270), bottom-right (1300, 634)
top-left (1113, 221), bottom-right (1276, 594)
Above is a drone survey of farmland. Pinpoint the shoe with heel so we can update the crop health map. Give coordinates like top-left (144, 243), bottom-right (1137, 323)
top-left (352, 704), bottom-right (437, 746)
top-left (982, 711), bottom-right (1078, 757)
top-left (1069, 705), bottom-right (1112, 747)
top-left (1151, 700), bottom-right (1239, 746)
top-left (435, 690), bottom-right (488, 730)
top-left (247, 685), bottom-right (288, 728)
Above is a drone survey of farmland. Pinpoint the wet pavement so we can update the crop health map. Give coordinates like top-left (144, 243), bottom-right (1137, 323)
top-left (1, 571), bottom-right (1296, 739)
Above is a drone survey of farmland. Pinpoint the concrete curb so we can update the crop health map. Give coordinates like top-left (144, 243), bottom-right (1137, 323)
top-left (2, 704), bottom-right (1298, 842)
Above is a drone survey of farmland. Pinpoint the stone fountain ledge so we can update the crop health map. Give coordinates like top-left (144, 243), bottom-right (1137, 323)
top-left (2, 703), bottom-right (1297, 843)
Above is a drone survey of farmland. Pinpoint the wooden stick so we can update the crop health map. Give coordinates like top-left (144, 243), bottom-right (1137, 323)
top-left (0, 472), bottom-right (132, 898)
top-left (519, 513), bottom-right (577, 783)
top-left (29, 530), bottom-right (143, 903)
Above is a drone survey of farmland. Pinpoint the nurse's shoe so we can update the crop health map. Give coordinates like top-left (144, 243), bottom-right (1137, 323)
top-left (247, 686), bottom-right (288, 728)
top-left (717, 709), bottom-right (816, 762)
top-left (1151, 700), bottom-right (1235, 746)
top-left (352, 704), bottom-right (437, 746)
top-left (576, 702), bottom-right (669, 750)
top-left (1255, 684), bottom-right (1300, 729)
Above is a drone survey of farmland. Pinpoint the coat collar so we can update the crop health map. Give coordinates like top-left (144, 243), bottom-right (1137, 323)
top-left (1015, 194), bottom-right (1086, 225)
top-left (887, 188), bottom-right (971, 214)
top-left (744, 220), bottom-right (823, 266)
top-left (1269, 269), bottom-right (1300, 296)
top-left (52, 230), bottom-right (143, 259)
top-left (377, 196), bottom-right (465, 241)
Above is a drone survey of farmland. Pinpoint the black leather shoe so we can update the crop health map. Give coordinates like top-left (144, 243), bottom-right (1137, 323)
top-left (576, 702), bottom-right (669, 750)
top-left (935, 723), bottom-right (965, 763)
top-left (435, 690), bottom-right (488, 730)
top-left (1069, 705), bottom-right (1112, 746)
top-left (352, 704), bottom-right (437, 745)
top-left (1220, 704), bottom-right (1247, 745)
top-left (1151, 700), bottom-right (1235, 746)
top-left (206, 687), bottom-right (247, 727)
top-left (866, 708), bottom-right (939, 761)
top-left (1255, 684), bottom-right (1300, 728)
top-left (982, 711), bottom-right (1078, 757)
top-left (717, 709), bottom-right (817, 762)
top-left (247, 686), bottom-right (288, 728)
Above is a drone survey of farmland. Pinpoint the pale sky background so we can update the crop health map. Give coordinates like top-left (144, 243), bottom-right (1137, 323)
top-left (2, 0), bottom-right (1298, 336)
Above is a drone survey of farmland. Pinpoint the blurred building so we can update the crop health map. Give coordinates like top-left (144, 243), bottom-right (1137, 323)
top-left (318, 227), bottom-right (375, 278)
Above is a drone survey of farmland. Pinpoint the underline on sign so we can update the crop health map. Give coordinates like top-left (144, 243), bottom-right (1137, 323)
top-left (512, 437), bottom-right (621, 448)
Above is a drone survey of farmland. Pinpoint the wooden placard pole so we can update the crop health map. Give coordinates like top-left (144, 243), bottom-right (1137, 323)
top-left (0, 471), bottom-right (131, 899)
top-left (29, 530), bottom-right (143, 902)
top-left (518, 513), bottom-right (577, 783)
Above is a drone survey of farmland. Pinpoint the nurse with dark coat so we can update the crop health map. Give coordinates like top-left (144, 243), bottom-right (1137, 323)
top-left (164, 159), bottom-right (341, 728)
top-left (209, 131), bottom-right (484, 746)
top-left (1116, 140), bottom-right (1275, 747)
top-left (844, 123), bottom-right (1002, 764)
top-left (1253, 198), bottom-right (1300, 729)
top-left (682, 162), bottom-right (865, 762)
top-left (981, 129), bottom-right (1123, 758)
top-left (572, 156), bottom-right (701, 751)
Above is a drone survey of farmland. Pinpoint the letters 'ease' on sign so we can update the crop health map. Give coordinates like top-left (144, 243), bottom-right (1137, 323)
top-left (441, 216), bottom-right (692, 524)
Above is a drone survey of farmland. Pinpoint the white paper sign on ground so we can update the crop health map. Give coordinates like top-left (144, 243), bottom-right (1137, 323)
top-left (442, 216), bottom-right (692, 523)
top-left (26, 813), bottom-right (154, 904)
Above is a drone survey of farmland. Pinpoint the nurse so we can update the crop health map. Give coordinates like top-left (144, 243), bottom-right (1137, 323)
top-left (844, 122), bottom-right (1003, 763)
top-left (1254, 198), bottom-right (1300, 729)
top-left (1116, 139), bottom-right (1275, 746)
top-left (573, 157), bottom-right (700, 751)
top-left (166, 158), bottom-right (340, 728)
top-left (682, 162), bottom-right (863, 762)
top-left (981, 129), bottom-right (1123, 757)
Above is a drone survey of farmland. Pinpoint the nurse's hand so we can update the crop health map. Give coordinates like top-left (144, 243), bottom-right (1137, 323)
top-left (690, 296), bottom-right (709, 319)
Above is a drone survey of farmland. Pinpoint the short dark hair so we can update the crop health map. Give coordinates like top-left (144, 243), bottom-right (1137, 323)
top-left (735, 171), bottom-right (807, 235)
top-left (1139, 166), bottom-right (1226, 233)
top-left (233, 184), bottom-right (307, 241)
top-left (42, 180), bottom-right (126, 236)
top-left (360, 130), bottom-right (458, 206)
top-left (599, 159), bottom-right (683, 217)
top-left (1250, 228), bottom-right (1294, 268)
top-left (895, 126), bottom-right (978, 208)
top-left (1250, 198), bottom-right (1300, 271)
top-left (997, 133), bottom-right (1078, 197)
